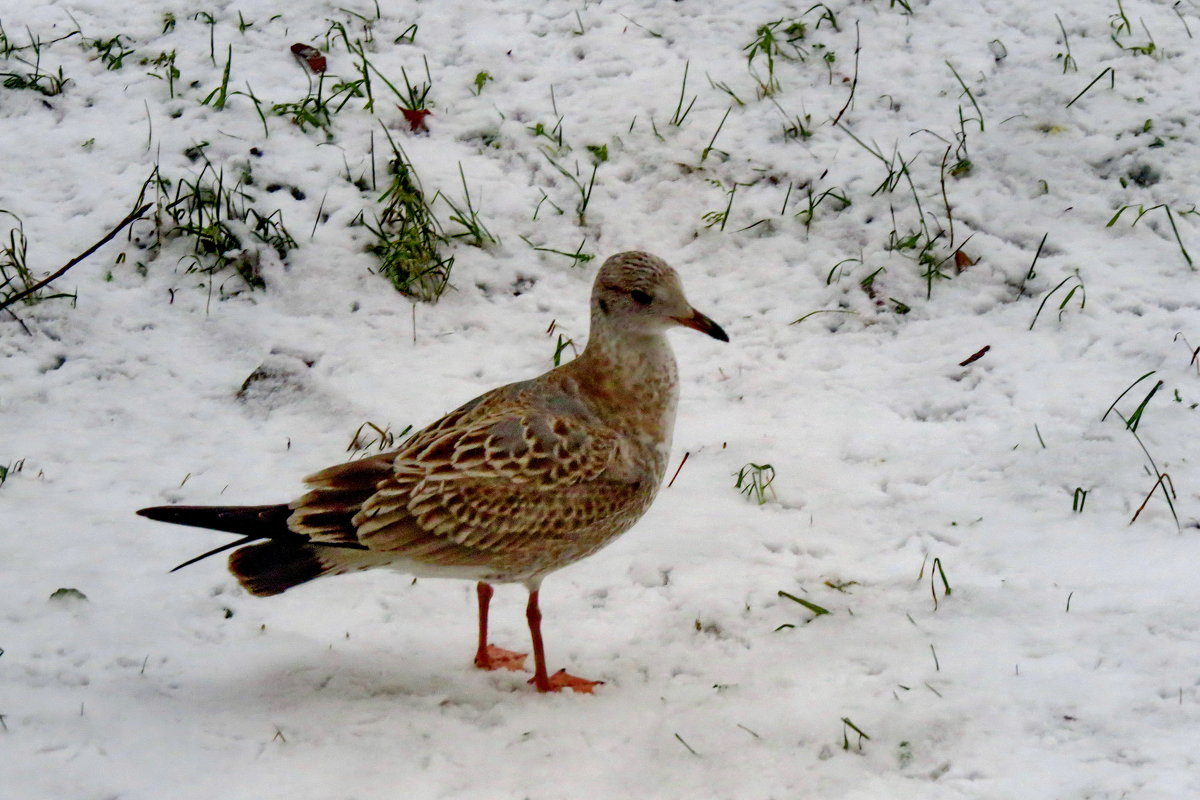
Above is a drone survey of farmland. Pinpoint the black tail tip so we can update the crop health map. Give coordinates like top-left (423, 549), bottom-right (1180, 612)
top-left (137, 505), bottom-right (211, 525)
top-left (135, 503), bottom-right (293, 535)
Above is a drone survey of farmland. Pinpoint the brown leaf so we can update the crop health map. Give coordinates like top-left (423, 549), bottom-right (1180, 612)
top-left (954, 250), bottom-right (974, 272)
top-left (958, 345), bottom-right (990, 367)
top-left (290, 43), bottom-right (326, 74)
top-left (401, 107), bottom-right (432, 133)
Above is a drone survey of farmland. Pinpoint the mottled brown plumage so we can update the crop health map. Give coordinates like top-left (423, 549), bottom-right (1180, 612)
top-left (138, 251), bottom-right (728, 692)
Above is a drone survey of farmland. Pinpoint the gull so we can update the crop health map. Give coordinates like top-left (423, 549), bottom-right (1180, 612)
top-left (138, 251), bottom-right (729, 692)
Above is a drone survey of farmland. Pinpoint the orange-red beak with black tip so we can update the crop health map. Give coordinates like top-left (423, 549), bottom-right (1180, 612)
top-left (673, 308), bottom-right (730, 342)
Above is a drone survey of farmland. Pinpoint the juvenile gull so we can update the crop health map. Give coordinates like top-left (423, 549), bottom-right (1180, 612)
top-left (138, 251), bottom-right (729, 692)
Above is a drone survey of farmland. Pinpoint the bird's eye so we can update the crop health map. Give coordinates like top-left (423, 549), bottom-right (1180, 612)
top-left (630, 289), bottom-right (653, 306)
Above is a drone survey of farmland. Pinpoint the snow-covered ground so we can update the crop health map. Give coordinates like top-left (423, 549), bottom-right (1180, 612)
top-left (3, 0), bottom-right (1199, 797)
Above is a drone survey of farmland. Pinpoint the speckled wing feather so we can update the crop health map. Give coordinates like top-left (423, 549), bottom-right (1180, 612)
top-left (287, 382), bottom-right (652, 573)
top-left (286, 391), bottom-right (496, 543)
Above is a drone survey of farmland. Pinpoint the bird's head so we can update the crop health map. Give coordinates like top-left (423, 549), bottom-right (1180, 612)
top-left (590, 252), bottom-right (729, 342)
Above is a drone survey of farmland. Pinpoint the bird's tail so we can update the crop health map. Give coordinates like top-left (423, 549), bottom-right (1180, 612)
top-left (136, 503), bottom-right (294, 537)
top-left (136, 504), bottom-right (366, 596)
top-left (226, 537), bottom-right (331, 596)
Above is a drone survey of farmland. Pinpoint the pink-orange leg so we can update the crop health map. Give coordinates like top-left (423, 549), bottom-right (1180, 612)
top-left (473, 581), bottom-right (527, 671)
top-left (525, 589), bottom-right (603, 694)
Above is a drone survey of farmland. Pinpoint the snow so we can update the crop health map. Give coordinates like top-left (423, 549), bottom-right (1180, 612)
top-left (2, 0), bottom-right (1199, 796)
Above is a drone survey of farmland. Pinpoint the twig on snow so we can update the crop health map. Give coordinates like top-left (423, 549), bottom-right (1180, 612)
top-left (0, 202), bottom-right (152, 313)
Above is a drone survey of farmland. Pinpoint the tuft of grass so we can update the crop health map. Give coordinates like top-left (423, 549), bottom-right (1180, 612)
top-left (144, 50), bottom-right (180, 98)
top-left (1101, 371), bottom-right (1161, 432)
top-left (1, 213), bottom-right (36, 305)
top-left (1129, 468), bottom-right (1177, 528)
top-left (273, 78), bottom-right (336, 133)
top-left (148, 159), bottom-right (297, 300)
top-left (1, 212), bottom-right (78, 308)
top-left (1100, 373), bottom-right (1181, 530)
top-left (49, 587), bottom-right (88, 602)
top-left (1109, 0), bottom-right (1157, 56)
top-left (1018, 232), bottom-right (1049, 296)
top-left (0, 458), bottom-right (25, 489)
top-left (773, 97), bottom-right (814, 141)
top-left (837, 125), bottom-right (913, 197)
top-left (794, 183), bottom-right (851, 229)
top-left (1122, 379), bottom-right (1163, 433)
top-left (1, 23), bottom-right (79, 59)
top-left (519, 236), bottom-right (594, 268)
top-left (324, 22), bottom-right (375, 111)
top-left (791, 307), bottom-right (857, 325)
top-left (842, 717), bottom-right (871, 751)
top-left (707, 74), bottom-right (745, 107)
top-left (669, 61), bottom-right (697, 126)
top-left (1107, 204), bottom-right (1193, 270)
top-left (778, 589), bottom-right (830, 617)
top-left (813, 41), bottom-right (837, 84)
top-left (273, 63), bottom-right (372, 134)
top-left (918, 556), bottom-right (953, 610)
top-left (531, 188), bottom-right (562, 220)
top-left (284, 26), bottom-right (418, 131)
top-left (338, 0), bottom-right (383, 33)
top-left (471, 70), bottom-right (492, 95)
top-left (543, 153), bottom-right (598, 226)
top-left (1028, 271), bottom-right (1085, 329)
top-left (1, 193), bottom-right (151, 313)
top-left (398, 55), bottom-right (433, 111)
top-left (1055, 14), bottom-right (1078, 73)
top-left (871, 155), bottom-right (954, 301)
top-left (699, 107), bottom-right (731, 164)
top-left (1066, 66), bottom-right (1115, 108)
top-left (437, 164), bottom-right (498, 248)
top-left (191, 11), bottom-right (217, 64)
top-left (346, 421), bottom-right (412, 459)
top-left (825, 256), bottom-right (861, 285)
top-left (809, 3), bottom-right (839, 30)
top-left (551, 332), bottom-right (577, 367)
top-left (528, 118), bottom-right (567, 153)
top-left (394, 23), bottom-right (418, 45)
top-left (1, 58), bottom-right (69, 96)
top-left (744, 19), bottom-right (807, 97)
top-left (201, 44), bottom-right (233, 110)
top-left (358, 131), bottom-right (453, 302)
top-left (87, 34), bottom-right (135, 70)
top-left (945, 61), bottom-right (984, 132)
top-left (1114, 409), bottom-right (1180, 530)
top-left (859, 265), bottom-right (886, 300)
top-left (735, 462), bottom-right (776, 504)
top-left (0, 25), bottom-right (75, 96)
top-left (702, 180), bottom-right (740, 231)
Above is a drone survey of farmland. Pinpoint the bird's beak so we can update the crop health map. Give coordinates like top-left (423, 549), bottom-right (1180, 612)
top-left (673, 308), bottom-right (730, 342)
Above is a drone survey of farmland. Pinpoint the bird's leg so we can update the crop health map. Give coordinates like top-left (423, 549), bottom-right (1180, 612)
top-left (525, 588), bottom-right (603, 693)
top-left (525, 588), bottom-right (551, 690)
top-left (474, 581), bottom-right (493, 666)
top-left (472, 581), bottom-right (527, 671)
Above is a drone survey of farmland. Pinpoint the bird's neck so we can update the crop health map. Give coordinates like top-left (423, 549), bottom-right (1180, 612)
top-left (569, 324), bottom-right (679, 463)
